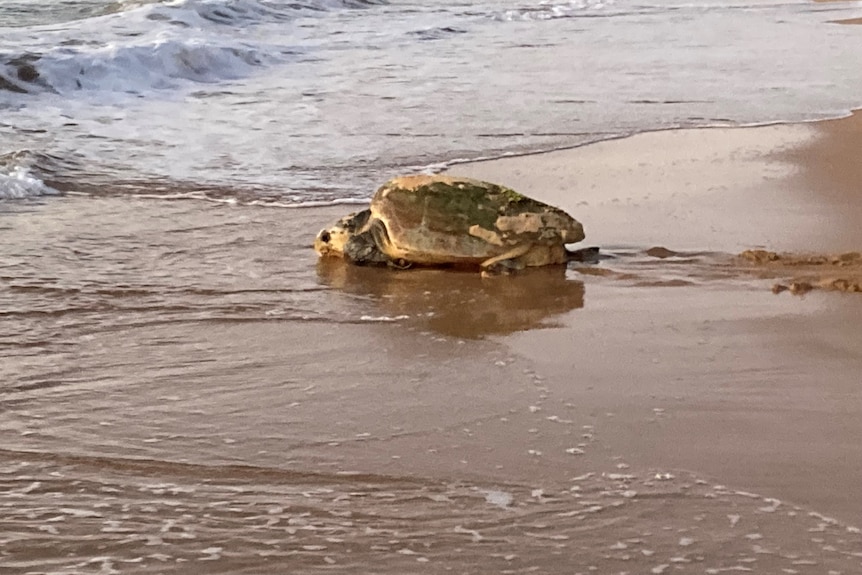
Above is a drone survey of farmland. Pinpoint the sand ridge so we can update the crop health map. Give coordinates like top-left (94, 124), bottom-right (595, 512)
top-left (739, 249), bottom-right (862, 294)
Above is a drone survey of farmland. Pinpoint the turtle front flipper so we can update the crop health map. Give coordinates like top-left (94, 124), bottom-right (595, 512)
top-left (366, 218), bottom-right (414, 269)
top-left (343, 228), bottom-right (389, 266)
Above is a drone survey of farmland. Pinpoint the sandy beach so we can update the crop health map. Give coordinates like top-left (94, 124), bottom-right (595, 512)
top-left (4, 117), bottom-right (862, 573)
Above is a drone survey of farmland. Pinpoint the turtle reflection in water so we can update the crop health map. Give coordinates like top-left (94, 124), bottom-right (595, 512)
top-left (314, 175), bottom-right (590, 275)
top-left (316, 259), bottom-right (585, 338)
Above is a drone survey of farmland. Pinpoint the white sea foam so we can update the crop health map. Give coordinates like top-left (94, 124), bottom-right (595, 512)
top-left (359, 314), bottom-right (409, 323)
top-left (259, 197), bottom-right (370, 209)
top-left (0, 166), bottom-right (59, 199)
top-left (498, 0), bottom-right (617, 21)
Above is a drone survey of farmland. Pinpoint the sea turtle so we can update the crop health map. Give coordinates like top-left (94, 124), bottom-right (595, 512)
top-left (314, 174), bottom-right (587, 274)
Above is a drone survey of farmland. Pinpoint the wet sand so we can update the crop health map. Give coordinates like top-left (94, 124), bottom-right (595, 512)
top-left (3, 117), bottom-right (862, 573)
top-left (450, 112), bottom-right (862, 526)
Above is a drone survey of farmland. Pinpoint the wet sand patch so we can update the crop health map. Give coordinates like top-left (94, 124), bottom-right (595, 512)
top-left (450, 113), bottom-right (862, 527)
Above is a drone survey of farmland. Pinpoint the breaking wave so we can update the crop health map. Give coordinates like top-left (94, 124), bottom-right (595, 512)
top-left (0, 41), bottom-right (277, 96)
top-left (0, 0), bottom-right (388, 97)
top-left (132, 0), bottom-right (390, 25)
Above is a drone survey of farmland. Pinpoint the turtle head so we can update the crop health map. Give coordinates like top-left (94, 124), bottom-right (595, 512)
top-left (315, 215), bottom-right (355, 258)
top-left (314, 209), bottom-right (372, 258)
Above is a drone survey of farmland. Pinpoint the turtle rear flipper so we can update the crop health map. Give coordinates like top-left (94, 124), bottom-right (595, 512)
top-left (566, 246), bottom-right (609, 263)
top-left (479, 244), bottom-right (533, 276)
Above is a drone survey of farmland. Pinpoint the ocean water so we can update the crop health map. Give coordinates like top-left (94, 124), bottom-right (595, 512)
top-left (3, 1), bottom-right (862, 573)
top-left (3, 0), bottom-right (862, 202)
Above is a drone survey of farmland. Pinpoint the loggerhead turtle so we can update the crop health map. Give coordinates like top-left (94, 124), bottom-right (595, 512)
top-left (314, 174), bottom-right (587, 274)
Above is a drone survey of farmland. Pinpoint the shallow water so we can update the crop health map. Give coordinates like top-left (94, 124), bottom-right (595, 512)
top-left (3, 197), bottom-right (862, 573)
top-left (3, 0), bottom-right (862, 200)
top-left (5, 453), bottom-right (860, 574)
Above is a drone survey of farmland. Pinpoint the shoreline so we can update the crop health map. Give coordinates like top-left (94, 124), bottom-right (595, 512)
top-left (435, 110), bottom-right (860, 187)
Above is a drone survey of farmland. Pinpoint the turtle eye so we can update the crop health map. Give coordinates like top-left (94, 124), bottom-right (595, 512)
top-left (319, 230), bottom-right (331, 243)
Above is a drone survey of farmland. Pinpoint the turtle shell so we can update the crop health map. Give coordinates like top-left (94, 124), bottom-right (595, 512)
top-left (368, 175), bottom-right (584, 265)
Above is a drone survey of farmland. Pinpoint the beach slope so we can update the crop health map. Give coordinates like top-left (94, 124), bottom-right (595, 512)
top-left (449, 113), bottom-right (862, 524)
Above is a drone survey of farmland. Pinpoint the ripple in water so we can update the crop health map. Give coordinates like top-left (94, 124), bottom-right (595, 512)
top-left (1, 451), bottom-right (860, 574)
